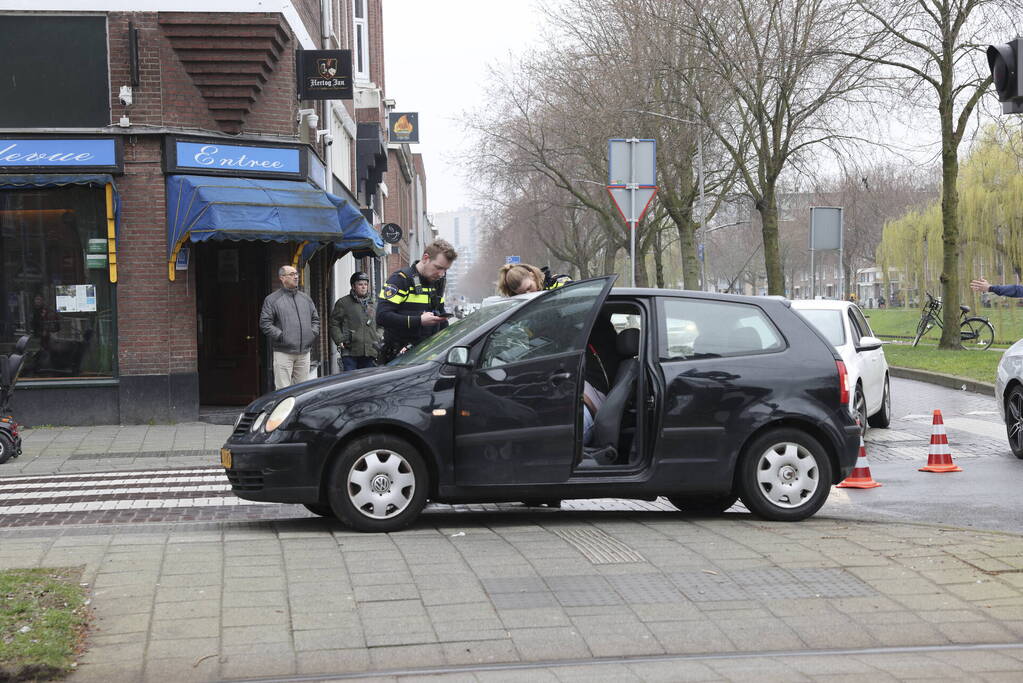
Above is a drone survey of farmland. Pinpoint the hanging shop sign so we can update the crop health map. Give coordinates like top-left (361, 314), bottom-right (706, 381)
top-left (297, 49), bottom-right (354, 100)
top-left (164, 137), bottom-right (306, 181)
top-left (0, 137), bottom-right (122, 173)
top-left (381, 222), bottom-right (403, 244)
top-left (388, 112), bottom-right (419, 144)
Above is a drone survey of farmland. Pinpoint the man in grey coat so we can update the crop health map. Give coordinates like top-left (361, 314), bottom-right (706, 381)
top-left (259, 265), bottom-right (320, 389)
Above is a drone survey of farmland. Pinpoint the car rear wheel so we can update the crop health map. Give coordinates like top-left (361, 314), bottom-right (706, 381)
top-left (667, 494), bottom-right (738, 516)
top-left (1005, 385), bottom-right (1023, 460)
top-left (302, 503), bottom-right (335, 518)
top-left (867, 375), bottom-right (892, 428)
top-left (328, 435), bottom-right (429, 532)
top-left (738, 428), bottom-right (833, 521)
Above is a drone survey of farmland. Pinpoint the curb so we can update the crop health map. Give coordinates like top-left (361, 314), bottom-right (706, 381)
top-left (889, 365), bottom-right (995, 396)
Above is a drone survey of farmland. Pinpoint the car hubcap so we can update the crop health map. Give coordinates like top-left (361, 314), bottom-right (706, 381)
top-left (756, 442), bottom-right (819, 509)
top-left (348, 449), bottom-right (415, 520)
top-left (1008, 394), bottom-right (1023, 452)
top-left (855, 393), bottom-right (867, 434)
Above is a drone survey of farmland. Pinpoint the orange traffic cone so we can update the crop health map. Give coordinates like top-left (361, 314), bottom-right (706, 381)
top-left (838, 429), bottom-right (881, 488)
top-left (919, 409), bottom-right (962, 473)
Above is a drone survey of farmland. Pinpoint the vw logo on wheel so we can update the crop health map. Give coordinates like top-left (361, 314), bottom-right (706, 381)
top-left (370, 474), bottom-right (391, 494)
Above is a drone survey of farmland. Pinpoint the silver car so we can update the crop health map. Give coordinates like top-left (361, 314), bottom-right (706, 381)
top-left (995, 339), bottom-right (1023, 459)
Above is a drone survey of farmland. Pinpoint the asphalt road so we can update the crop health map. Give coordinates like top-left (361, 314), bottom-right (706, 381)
top-left (819, 377), bottom-right (1023, 534)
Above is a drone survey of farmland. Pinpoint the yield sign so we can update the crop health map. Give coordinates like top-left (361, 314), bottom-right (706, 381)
top-left (606, 186), bottom-right (658, 223)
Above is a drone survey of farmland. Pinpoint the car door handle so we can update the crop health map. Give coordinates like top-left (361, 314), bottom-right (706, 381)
top-left (548, 372), bottom-right (572, 383)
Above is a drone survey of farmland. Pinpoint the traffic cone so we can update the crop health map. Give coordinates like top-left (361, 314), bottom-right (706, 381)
top-left (838, 428), bottom-right (881, 488)
top-left (919, 409), bottom-right (962, 473)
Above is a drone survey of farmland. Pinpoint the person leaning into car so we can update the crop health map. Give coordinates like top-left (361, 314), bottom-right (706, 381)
top-left (970, 277), bottom-right (1023, 298)
top-left (329, 271), bottom-right (380, 372)
top-left (259, 265), bottom-right (320, 389)
top-left (376, 239), bottom-right (458, 363)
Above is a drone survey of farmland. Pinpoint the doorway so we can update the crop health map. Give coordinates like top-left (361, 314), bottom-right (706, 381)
top-left (196, 242), bottom-right (267, 405)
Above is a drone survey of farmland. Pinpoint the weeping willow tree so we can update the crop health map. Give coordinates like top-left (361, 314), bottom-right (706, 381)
top-left (878, 125), bottom-right (1023, 316)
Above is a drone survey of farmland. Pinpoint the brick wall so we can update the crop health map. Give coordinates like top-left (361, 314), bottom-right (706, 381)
top-left (116, 136), bottom-right (197, 376)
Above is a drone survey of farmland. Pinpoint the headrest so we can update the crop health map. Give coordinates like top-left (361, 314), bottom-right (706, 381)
top-left (616, 328), bottom-right (640, 357)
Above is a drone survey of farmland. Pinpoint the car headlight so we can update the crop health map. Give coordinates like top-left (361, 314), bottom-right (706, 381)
top-left (250, 412), bottom-right (266, 432)
top-left (233, 412), bottom-right (244, 430)
top-left (264, 397), bottom-right (295, 432)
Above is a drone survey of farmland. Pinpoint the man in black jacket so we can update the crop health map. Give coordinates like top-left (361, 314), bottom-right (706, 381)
top-left (376, 240), bottom-right (458, 362)
top-left (329, 271), bottom-right (380, 371)
top-left (259, 265), bottom-right (320, 389)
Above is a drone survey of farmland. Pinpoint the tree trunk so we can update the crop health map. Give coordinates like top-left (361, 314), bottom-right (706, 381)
top-left (652, 229), bottom-right (663, 288)
top-left (758, 185), bottom-right (785, 295)
top-left (938, 103), bottom-right (961, 349)
top-left (602, 242), bottom-right (618, 278)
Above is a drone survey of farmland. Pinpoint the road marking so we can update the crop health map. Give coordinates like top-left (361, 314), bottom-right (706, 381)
top-left (0, 467), bottom-right (218, 484)
top-left (0, 496), bottom-right (273, 515)
top-left (3, 484), bottom-right (230, 501)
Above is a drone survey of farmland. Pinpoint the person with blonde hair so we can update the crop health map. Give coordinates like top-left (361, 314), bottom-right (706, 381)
top-left (497, 263), bottom-right (545, 296)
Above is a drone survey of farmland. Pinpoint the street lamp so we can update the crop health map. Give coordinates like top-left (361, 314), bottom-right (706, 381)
top-left (624, 107), bottom-right (706, 290)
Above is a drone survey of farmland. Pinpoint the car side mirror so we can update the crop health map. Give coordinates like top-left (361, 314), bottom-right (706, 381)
top-left (445, 346), bottom-right (472, 367)
top-left (856, 336), bottom-right (883, 352)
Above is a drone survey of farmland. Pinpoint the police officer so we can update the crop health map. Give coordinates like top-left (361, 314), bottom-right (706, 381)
top-left (376, 239), bottom-right (458, 362)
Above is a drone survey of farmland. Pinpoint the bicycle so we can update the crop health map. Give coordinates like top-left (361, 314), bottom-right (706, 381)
top-left (912, 292), bottom-right (995, 350)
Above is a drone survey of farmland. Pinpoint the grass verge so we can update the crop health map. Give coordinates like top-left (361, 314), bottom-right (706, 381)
top-left (0, 567), bottom-right (90, 681)
top-left (863, 306), bottom-right (1023, 346)
top-left (883, 343), bottom-right (1001, 385)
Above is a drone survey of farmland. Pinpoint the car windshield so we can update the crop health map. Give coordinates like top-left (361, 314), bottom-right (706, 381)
top-left (389, 299), bottom-right (523, 366)
top-left (797, 309), bottom-right (846, 346)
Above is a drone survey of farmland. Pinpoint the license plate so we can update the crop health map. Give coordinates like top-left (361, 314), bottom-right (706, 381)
top-left (220, 448), bottom-right (232, 469)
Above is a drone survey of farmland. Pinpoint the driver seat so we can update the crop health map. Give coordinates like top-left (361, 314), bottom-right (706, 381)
top-left (583, 328), bottom-right (640, 466)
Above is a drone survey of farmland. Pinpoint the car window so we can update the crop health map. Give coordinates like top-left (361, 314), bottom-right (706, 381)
top-left (849, 306), bottom-right (874, 339)
top-left (796, 309), bottom-right (846, 347)
top-left (480, 279), bottom-right (606, 368)
top-left (660, 298), bottom-right (784, 360)
top-left (389, 299), bottom-right (520, 366)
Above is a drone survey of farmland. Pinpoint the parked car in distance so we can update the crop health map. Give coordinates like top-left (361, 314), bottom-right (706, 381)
top-left (995, 339), bottom-right (1023, 459)
top-left (221, 279), bottom-right (860, 532)
top-left (790, 299), bottom-right (892, 434)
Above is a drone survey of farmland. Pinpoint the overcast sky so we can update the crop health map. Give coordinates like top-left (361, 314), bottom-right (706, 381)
top-left (382, 0), bottom-right (546, 214)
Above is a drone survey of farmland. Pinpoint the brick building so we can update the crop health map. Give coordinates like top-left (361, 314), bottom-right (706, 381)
top-left (0, 1), bottom-right (424, 425)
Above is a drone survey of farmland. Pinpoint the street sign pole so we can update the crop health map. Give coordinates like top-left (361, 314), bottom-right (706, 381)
top-left (608, 138), bottom-right (657, 288)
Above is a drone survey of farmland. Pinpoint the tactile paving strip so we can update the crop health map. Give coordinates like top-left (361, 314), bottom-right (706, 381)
top-left (607, 573), bottom-right (687, 604)
top-left (551, 526), bottom-right (646, 564)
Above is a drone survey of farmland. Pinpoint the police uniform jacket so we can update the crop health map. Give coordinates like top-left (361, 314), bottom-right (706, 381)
top-left (376, 263), bottom-right (448, 347)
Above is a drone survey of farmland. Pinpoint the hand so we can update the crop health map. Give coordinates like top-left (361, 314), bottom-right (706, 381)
top-left (969, 278), bottom-right (991, 293)
top-left (420, 312), bottom-right (446, 326)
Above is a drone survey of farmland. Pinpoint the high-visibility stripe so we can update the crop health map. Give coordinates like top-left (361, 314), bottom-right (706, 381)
top-left (405, 294), bottom-right (431, 304)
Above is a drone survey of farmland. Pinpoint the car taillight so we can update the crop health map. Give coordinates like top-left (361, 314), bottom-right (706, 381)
top-left (836, 360), bottom-right (849, 405)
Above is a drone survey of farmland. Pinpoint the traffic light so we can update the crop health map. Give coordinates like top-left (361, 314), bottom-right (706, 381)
top-left (987, 38), bottom-right (1023, 114)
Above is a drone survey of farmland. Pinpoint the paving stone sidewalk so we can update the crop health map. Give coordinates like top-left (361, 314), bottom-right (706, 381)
top-left (2, 507), bottom-right (1022, 681)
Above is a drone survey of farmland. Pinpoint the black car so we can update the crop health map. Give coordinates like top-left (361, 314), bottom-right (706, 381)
top-left (221, 277), bottom-right (859, 531)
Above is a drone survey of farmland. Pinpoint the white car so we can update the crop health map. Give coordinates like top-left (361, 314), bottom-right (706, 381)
top-left (995, 339), bottom-right (1023, 459)
top-left (790, 299), bottom-right (891, 433)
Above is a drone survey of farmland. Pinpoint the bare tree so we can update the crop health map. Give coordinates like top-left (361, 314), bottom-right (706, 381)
top-left (848, 0), bottom-right (1018, 347)
top-left (664, 0), bottom-right (883, 295)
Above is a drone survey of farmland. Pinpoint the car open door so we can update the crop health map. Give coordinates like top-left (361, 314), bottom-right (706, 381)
top-left (453, 277), bottom-right (615, 486)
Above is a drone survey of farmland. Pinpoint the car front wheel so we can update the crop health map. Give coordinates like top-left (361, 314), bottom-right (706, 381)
top-left (0, 432), bottom-right (13, 465)
top-left (738, 428), bottom-right (833, 521)
top-left (328, 435), bottom-right (429, 532)
top-left (1005, 385), bottom-right (1023, 459)
top-left (853, 388), bottom-right (868, 436)
top-left (867, 375), bottom-right (892, 428)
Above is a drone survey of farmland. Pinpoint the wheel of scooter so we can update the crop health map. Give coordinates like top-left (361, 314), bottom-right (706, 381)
top-left (0, 432), bottom-right (14, 465)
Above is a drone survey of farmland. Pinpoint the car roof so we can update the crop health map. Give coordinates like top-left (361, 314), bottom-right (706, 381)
top-left (789, 299), bottom-right (853, 311)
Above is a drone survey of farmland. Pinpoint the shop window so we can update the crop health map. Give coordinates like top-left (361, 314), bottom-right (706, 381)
top-left (0, 186), bottom-right (116, 379)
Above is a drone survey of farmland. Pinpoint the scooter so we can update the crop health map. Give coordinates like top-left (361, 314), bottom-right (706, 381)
top-left (0, 336), bottom-right (29, 465)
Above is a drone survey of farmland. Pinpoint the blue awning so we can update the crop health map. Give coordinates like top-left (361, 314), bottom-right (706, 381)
top-left (166, 175), bottom-right (384, 280)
